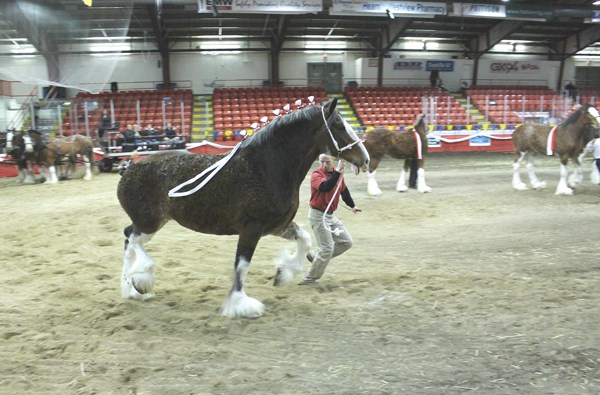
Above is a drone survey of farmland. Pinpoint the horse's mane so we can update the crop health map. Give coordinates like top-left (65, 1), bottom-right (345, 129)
top-left (562, 104), bottom-right (591, 127)
top-left (244, 104), bottom-right (322, 148)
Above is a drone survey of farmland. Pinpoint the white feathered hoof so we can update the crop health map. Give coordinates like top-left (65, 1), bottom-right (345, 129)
top-left (273, 267), bottom-right (294, 286)
top-left (531, 180), bottom-right (546, 190)
top-left (555, 186), bottom-right (574, 196)
top-left (396, 184), bottom-right (408, 193)
top-left (121, 276), bottom-right (153, 300)
top-left (418, 185), bottom-right (432, 193)
top-left (220, 291), bottom-right (265, 319)
top-left (513, 181), bottom-right (528, 191)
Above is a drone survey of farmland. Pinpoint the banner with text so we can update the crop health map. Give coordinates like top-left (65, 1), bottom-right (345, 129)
top-left (198, 0), bottom-right (323, 14)
top-left (330, 0), bottom-right (447, 17)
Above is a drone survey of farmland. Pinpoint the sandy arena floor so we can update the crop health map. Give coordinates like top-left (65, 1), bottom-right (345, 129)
top-left (0, 152), bottom-right (599, 394)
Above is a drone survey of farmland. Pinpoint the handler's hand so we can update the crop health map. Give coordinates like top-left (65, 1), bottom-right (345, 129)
top-left (337, 159), bottom-right (345, 174)
top-left (351, 206), bottom-right (360, 214)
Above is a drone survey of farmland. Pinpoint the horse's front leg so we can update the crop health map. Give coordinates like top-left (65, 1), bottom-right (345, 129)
top-left (221, 230), bottom-right (264, 319)
top-left (555, 156), bottom-right (573, 195)
top-left (273, 222), bottom-right (312, 286)
top-left (567, 157), bottom-right (583, 188)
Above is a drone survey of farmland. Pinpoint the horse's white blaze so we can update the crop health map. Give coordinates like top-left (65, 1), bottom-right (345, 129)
top-left (23, 135), bottom-right (33, 153)
top-left (367, 171), bottom-right (382, 196)
top-left (220, 289), bottom-right (265, 319)
top-left (588, 106), bottom-right (600, 119)
top-left (342, 118), bottom-right (370, 171)
top-left (6, 131), bottom-right (13, 150)
top-left (396, 168), bottom-right (408, 192)
top-left (274, 227), bottom-right (312, 285)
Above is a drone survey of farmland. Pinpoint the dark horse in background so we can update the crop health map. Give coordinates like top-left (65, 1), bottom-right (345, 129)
top-left (362, 114), bottom-right (431, 195)
top-left (6, 130), bottom-right (41, 184)
top-left (117, 98), bottom-right (370, 318)
top-left (512, 103), bottom-right (600, 195)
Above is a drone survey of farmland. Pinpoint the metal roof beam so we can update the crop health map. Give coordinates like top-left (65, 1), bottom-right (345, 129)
top-left (468, 19), bottom-right (524, 58)
top-left (551, 24), bottom-right (600, 59)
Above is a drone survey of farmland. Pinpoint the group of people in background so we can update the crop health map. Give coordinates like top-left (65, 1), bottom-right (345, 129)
top-left (110, 122), bottom-right (183, 151)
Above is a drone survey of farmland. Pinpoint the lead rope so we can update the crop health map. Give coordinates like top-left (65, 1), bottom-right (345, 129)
top-left (321, 160), bottom-right (345, 236)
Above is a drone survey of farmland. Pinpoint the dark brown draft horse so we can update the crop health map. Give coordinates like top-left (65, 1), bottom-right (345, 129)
top-left (7, 130), bottom-right (41, 184)
top-left (117, 98), bottom-right (370, 318)
top-left (362, 114), bottom-right (431, 195)
top-left (512, 103), bottom-right (600, 195)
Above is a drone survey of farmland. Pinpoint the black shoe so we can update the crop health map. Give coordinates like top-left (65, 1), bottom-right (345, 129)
top-left (307, 252), bottom-right (314, 263)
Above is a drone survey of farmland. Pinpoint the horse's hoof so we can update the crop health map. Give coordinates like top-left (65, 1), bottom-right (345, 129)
top-left (513, 183), bottom-right (528, 191)
top-left (418, 187), bottom-right (432, 193)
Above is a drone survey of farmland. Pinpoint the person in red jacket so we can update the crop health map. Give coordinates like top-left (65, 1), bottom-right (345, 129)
top-left (301, 153), bottom-right (360, 284)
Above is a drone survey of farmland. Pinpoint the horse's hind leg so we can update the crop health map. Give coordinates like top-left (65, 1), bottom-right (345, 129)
top-left (526, 157), bottom-right (546, 190)
top-left (273, 222), bottom-right (312, 286)
top-left (220, 230), bottom-right (264, 318)
top-left (415, 159), bottom-right (432, 193)
top-left (121, 225), bottom-right (156, 300)
top-left (396, 159), bottom-right (409, 192)
top-left (82, 154), bottom-right (93, 180)
top-left (512, 152), bottom-right (529, 190)
top-left (367, 156), bottom-right (383, 196)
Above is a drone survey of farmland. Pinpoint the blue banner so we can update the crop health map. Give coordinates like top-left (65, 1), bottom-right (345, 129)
top-left (426, 60), bottom-right (454, 72)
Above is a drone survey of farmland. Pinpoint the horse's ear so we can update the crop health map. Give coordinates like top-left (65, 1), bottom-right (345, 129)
top-left (325, 97), bottom-right (338, 116)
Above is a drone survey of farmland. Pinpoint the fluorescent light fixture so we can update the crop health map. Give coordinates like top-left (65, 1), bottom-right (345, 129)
top-left (90, 44), bottom-right (131, 52)
top-left (10, 44), bottom-right (36, 54)
top-left (200, 42), bottom-right (242, 50)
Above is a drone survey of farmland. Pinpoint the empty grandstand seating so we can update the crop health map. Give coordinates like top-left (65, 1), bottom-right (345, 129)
top-left (467, 85), bottom-right (562, 124)
top-left (212, 86), bottom-right (328, 131)
top-left (344, 86), bottom-right (470, 128)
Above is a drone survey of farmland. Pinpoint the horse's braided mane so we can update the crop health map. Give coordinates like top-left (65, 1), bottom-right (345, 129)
top-left (245, 104), bottom-right (322, 148)
top-left (562, 103), bottom-right (591, 127)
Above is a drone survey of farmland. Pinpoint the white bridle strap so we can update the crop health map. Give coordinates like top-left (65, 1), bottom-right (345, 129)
top-left (321, 106), bottom-right (361, 153)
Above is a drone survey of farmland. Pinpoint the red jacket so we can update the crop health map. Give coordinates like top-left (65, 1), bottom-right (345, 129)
top-left (309, 167), bottom-right (351, 213)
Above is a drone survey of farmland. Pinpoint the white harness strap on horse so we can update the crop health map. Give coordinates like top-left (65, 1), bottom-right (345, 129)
top-left (546, 125), bottom-right (558, 156)
top-left (413, 130), bottom-right (423, 160)
top-left (320, 106), bottom-right (361, 154)
top-left (168, 142), bottom-right (243, 198)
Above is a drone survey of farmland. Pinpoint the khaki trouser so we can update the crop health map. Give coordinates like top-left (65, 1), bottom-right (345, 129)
top-left (304, 207), bottom-right (353, 281)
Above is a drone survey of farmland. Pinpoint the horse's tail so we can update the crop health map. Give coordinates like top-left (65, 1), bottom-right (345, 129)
top-left (118, 151), bottom-right (139, 176)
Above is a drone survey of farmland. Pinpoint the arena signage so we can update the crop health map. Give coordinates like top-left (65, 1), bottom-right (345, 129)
top-left (198, 0), bottom-right (323, 14)
top-left (393, 61), bottom-right (423, 70)
top-left (451, 3), bottom-right (505, 18)
top-left (489, 61), bottom-right (541, 74)
top-left (330, 1), bottom-right (447, 17)
top-left (426, 60), bottom-right (454, 72)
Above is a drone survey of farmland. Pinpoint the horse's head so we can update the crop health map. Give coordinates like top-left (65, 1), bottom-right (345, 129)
top-left (582, 104), bottom-right (600, 130)
top-left (321, 98), bottom-right (369, 174)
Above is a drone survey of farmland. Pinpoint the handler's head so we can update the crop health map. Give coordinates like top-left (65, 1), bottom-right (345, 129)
top-left (319, 153), bottom-right (335, 172)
